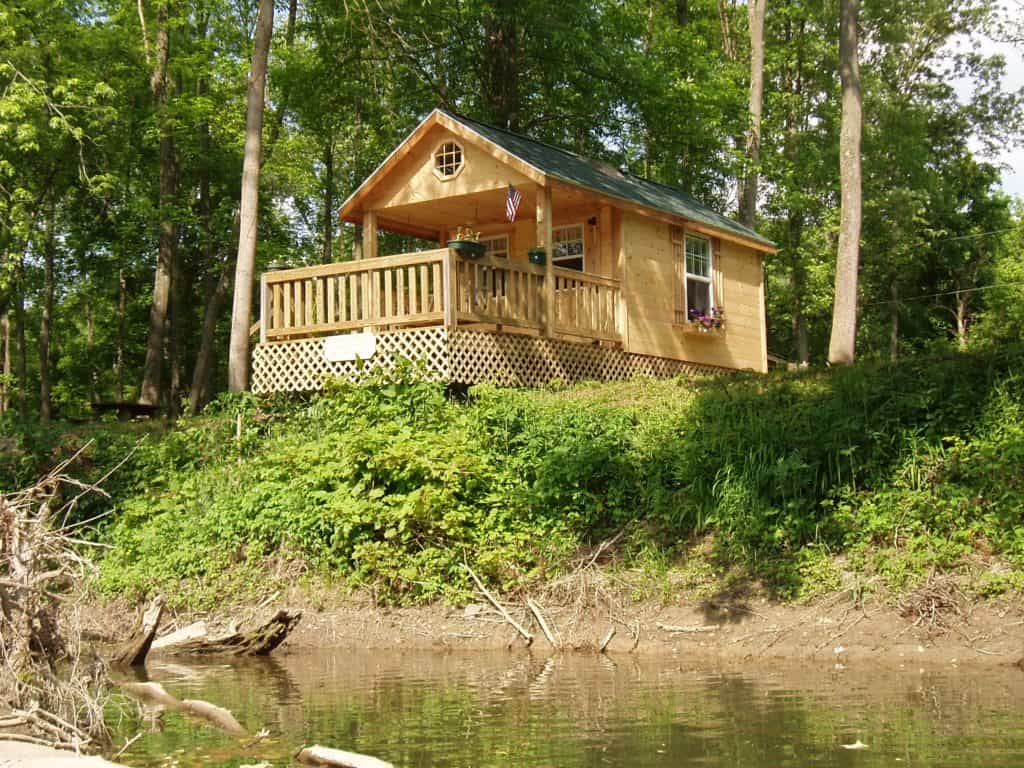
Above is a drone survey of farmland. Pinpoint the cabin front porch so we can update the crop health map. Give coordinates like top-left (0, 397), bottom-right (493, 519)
top-left (250, 247), bottom-right (720, 393)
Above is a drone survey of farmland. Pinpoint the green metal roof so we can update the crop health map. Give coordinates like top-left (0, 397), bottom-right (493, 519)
top-left (442, 110), bottom-right (774, 249)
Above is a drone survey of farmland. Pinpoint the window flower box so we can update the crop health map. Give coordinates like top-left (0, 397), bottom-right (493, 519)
top-left (683, 307), bottom-right (725, 336)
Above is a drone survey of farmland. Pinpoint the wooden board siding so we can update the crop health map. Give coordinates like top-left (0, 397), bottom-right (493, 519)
top-left (620, 213), bottom-right (767, 372)
top-left (367, 125), bottom-right (535, 211)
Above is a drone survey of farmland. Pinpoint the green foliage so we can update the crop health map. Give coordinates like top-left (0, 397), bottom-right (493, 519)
top-left (78, 346), bottom-right (1024, 607)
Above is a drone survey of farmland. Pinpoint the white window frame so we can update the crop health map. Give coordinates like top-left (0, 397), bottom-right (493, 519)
top-left (684, 234), bottom-right (714, 317)
top-left (552, 223), bottom-right (585, 271)
top-left (432, 141), bottom-right (465, 181)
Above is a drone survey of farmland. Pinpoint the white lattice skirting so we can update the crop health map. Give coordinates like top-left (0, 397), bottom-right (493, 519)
top-left (251, 328), bottom-right (723, 394)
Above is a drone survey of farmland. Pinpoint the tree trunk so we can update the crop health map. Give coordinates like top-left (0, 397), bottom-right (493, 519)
top-left (116, 268), bottom-right (127, 401)
top-left (39, 195), bottom-right (56, 422)
top-left (322, 138), bottom-right (334, 264)
top-left (889, 279), bottom-right (899, 360)
top-left (788, 213), bottom-right (809, 366)
top-left (14, 259), bottom-right (26, 416)
top-left (1, 310), bottom-right (10, 414)
top-left (827, 0), bottom-right (862, 365)
top-left (676, 0), bottom-right (690, 25)
top-left (483, 0), bottom-right (520, 131)
top-left (227, 0), bottom-right (275, 392)
top-left (954, 286), bottom-right (969, 351)
top-left (189, 261), bottom-right (232, 415)
top-left (739, 0), bottom-right (766, 227)
top-left (140, 2), bottom-right (177, 406)
top-left (86, 301), bottom-right (98, 402)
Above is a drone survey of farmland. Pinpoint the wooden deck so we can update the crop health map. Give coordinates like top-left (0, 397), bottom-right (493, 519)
top-left (259, 248), bottom-right (622, 344)
top-left (252, 248), bottom-right (727, 393)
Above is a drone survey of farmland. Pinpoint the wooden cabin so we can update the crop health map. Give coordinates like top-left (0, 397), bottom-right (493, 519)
top-left (252, 110), bottom-right (775, 394)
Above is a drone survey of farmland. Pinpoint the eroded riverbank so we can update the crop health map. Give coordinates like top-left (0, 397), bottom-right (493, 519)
top-left (86, 584), bottom-right (1024, 671)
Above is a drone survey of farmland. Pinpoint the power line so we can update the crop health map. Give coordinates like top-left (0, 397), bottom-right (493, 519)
top-left (926, 227), bottom-right (1020, 244)
top-left (859, 279), bottom-right (1024, 309)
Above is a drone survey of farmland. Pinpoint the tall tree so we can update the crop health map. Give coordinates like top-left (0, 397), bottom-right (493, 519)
top-left (827, 0), bottom-right (862, 365)
top-left (139, 1), bottom-right (178, 406)
top-left (739, 0), bottom-right (766, 227)
top-left (38, 193), bottom-right (56, 421)
top-left (227, 0), bottom-right (275, 391)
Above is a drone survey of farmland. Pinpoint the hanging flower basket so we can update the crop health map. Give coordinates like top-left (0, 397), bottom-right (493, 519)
top-left (448, 239), bottom-right (486, 258)
top-left (447, 226), bottom-right (485, 259)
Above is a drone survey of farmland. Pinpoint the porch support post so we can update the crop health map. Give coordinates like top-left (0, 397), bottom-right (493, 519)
top-left (598, 205), bottom-right (613, 276)
top-left (443, 248), bottom-right (457, 330)
top-left (537, 184), bottom-right (553, 337)
top-left (361, 210), bottom-right (378, 260)
top-left (259, 272), bottom-right (268, 344)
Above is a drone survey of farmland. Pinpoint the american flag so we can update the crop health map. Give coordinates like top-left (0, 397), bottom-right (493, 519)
top-left (506, 184), bottom-right (522, 222)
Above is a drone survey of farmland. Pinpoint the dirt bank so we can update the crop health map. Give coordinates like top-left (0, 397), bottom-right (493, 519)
top-left (281, 593), bottom-right (1024, 670)
top-left (87, 583), bottom-right (1024, 671)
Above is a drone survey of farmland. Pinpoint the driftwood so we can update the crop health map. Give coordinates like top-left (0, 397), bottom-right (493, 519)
top-left (526, 598), bottom-right (560, 650)
top-left (178, 699), bottom-right (246, 736)
top-left (155, 610), bottom-right (302, 656)
top-left (599, 626), bottom-right (616, 653)
top-left (0, 443), bottom-right (118, 748)
top-left (117, 681), bottom-right (245, 735)
top-left (462, 564), bottom-right (533, 646)
top-left (296, 745), bottom-right (394, 768)
top-left (110, 596), bottom-right (165, 666)
top-left (656, 622), bottom-right (720, 634)
top-left (150, 620), bottom-right (207, 650)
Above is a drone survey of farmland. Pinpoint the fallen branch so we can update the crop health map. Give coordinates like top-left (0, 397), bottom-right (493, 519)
top-left (112, 732), bottom-right (143, 759)
top-left (110, 596), bottom-right (165, 666)
top-left (179, 700), bottom-right (246, 736)
top-left (598, 626), bottom-right (615, 653)
top-left (656, 623), bottom-right (720, 634)
top-left (462, 564), bottom-right (533, 647)
top-left (526, 598), bottom-right (560, 650)
top-left (155, 610), bottom-right (301, 656)
top-left (296, 745), bottom-right (395, 768)
top-left (813, 612), bottom-right (867, 651)
top-left (117, 681), bottom-right (246, 736)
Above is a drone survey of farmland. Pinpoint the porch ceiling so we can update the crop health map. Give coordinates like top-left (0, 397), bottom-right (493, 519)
top-left (372, 182), bottom-right (602, 240)
top-left (373, 185), bottom-right (538, 239)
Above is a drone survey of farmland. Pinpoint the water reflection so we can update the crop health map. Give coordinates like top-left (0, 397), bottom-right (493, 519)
top-left (116, 650), bottom-right (1024, 767)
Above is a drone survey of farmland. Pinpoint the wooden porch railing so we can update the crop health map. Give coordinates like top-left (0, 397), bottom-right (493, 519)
top-left (552, 268), bottom-right (621, 342)
top-left (260, 249), bottom-right (621, 343)
top-left (453, 255), bottom-right (546, 331)
top-left (261, 249), bottom-right (447, 341)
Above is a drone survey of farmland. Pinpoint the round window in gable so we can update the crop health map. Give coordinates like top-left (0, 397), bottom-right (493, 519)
top-left (434, 141), bottom-right (464, 179)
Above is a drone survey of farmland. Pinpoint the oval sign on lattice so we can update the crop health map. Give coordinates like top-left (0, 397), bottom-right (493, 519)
top-left (323, 332), bottom-right (377, 362)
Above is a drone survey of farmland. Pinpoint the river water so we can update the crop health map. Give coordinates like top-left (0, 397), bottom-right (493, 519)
top-left (114, 649), bottom-right (1024, 767)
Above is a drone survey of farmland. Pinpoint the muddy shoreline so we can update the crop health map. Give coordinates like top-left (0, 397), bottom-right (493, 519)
top-left (87, 588), bottom-right (1024, 671)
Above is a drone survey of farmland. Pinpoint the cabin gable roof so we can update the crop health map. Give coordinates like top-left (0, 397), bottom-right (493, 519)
top-left (339, 109), bottom-right (775, 252)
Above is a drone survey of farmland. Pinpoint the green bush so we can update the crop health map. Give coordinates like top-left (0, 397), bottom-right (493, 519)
top-left (12, 346), bottom-right (1022, 607)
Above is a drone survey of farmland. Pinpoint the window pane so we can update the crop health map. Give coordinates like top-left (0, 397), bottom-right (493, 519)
top-left (553, 224), bottom-right (585, 266)
top-left (685, 237), bottom-right (710, 277)
top-left (687, 278), bottom-right (711, 315)
top-left (481, 235), bottom-right (509, 258)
